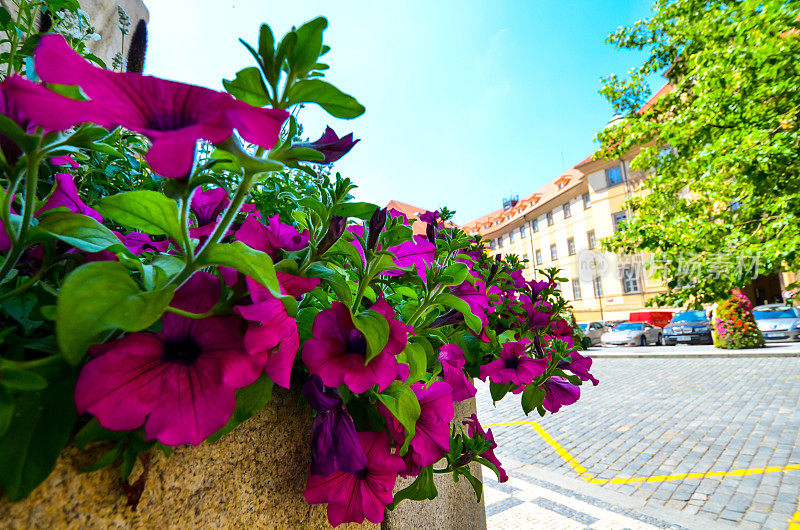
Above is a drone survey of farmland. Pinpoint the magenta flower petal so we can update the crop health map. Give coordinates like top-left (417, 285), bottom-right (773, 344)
top-left (302, 301), bottom-right (404, 393)
top-left (35, 173), bottom-right (102, 221)
top-left (275, 271), bottom-right (320, 298)
top-left (438, 343), bottom-right (477, 402)
top-left (235, 214), bottom-right (309, 260)
top-left (463, 414), bottom-right (508, 482)
top-left (305, 431), bottom-right (405, 526)
top-left (49, 155), bottom-right (79, 168)
top-left (12, 35), bottom-right (289, 178)
top-left (294, 125), bottom-right (360, 164)
top-left (479, 340), bottom-right (547, 388)
top-left (190, 187), bottom-right (229, 227)
top-left (562, 351), bottom-right (599, 386)
top-left (542, 377), bottom-right (580, 413)
top-left (74, 272), bottom-right (261, 446)
top-left (383, 235), bottom-right (435, 281)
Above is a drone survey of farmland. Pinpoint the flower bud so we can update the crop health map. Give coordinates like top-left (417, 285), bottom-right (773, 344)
top-left (318, 215), bottom-right (347, 255)
top-left (366, 207), bottom-right (387, 252)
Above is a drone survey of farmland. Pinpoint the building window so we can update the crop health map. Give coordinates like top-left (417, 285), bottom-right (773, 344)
top-left (489, 240), bottom-right (496, 250)
top-left (620, 266), bottom-right (640, 294)
top-left (592, 276), bottom-right (603, 298)
top-left (546, 211), bottom-right (554, 226)
top-left (612, 211), bottom-right (628, 231)
top-left (567, 237), bottom-right (576, 256)
top-left (563, 202), bottom-right (571, 218)
top-left (572, 279), bottom-right (582, 300)
top-left (550, 243), bottom-right (557, 261)
top-left (520, 224), bottom-right (526, 238)
top-left (582, 192), bottom-right (591, 209)
top-left (533, 218), bottom-right (539, 232)
top-left (508, 230), bottom-right (515, 243)
top-left (587, 230), bottom-right (596, 249)
top-left (606, 165), bottom-right (623, 186)
top-left (535, 249), bottom-right (542, 264)
top-left (522, 253), bottom-right (529, 266)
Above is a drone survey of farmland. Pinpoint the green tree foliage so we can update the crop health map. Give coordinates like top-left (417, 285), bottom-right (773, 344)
top-left (598, 0), bottom-right (800, 307)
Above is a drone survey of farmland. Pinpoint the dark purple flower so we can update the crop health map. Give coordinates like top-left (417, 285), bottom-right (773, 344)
top-left (296, 126), bottom-right (360, 164)
top-left (380, 381), bottom-right (454, 477)
top-left (190, 187), bottom-right (230, 238)
top-left (418, 210), bottom-right (440, 225)
top-left (302, 375), bottom-right (367, 476)
top-left (463, 414), bottom-right (508, 482)
top-left (479, 340), bottom-right (548, 390)
top-left (305, 431), bottom-right (405, 526)
top-left (302, 299), bottom-right (408, 393)
top-left (438, 343), bottom-right (477, 401)
top-left (4, 35), bottom-right (289, 178)
top-left (74, 272), bottom-right (262, 446)
top-left (542, 376), bottom-right (580, 413)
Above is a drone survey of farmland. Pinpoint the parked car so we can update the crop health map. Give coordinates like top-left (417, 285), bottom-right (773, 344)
top-left (601, 322), bottom-right (663, 347)
top-left (753, 304), bottom-right (800, 341)
top-left (662, 310), bottom-right (713, 345)
top-left (578, 321), bottom-right (609, 346)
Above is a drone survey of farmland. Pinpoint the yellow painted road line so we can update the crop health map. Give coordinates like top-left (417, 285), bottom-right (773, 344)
top-left (484, 420), bottom-right (800, 486)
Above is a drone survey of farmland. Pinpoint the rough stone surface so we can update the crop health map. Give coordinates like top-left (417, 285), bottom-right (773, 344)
top-left (384, 397), bottom-right (488, 530)
top-left (0, 388), bottom-right (375, 530)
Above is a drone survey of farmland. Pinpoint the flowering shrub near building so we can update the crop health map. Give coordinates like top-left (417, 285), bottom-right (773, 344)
top-left (713, 289), bottom-right (765, 349)
top-left (0, 13), bottom-right (597, 527)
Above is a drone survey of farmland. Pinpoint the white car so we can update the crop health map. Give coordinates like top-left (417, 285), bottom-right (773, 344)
top-left (601, 322), bottom-right (663, 347)
top-left (578, 321), bottom-right (608, 346)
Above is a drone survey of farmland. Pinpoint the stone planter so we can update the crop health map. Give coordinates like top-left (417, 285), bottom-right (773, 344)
top-left (0, 388), bottom-right (485, 529)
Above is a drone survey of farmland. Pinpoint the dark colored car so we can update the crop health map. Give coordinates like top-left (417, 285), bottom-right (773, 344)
top-left (662, 310), bottom-right (713, 345)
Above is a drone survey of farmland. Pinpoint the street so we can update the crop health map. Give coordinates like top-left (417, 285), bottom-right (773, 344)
top-left (477, 345), bottom-right (800, 529)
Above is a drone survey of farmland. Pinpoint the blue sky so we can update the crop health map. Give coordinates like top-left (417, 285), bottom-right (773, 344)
top-left (145, 1), bottom-right (660, 224)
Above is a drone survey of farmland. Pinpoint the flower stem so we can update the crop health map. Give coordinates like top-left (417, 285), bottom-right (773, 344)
top-left (163, 306), bottom-right (217, 320)
top-left (0, 143), bottom-right (42, 283)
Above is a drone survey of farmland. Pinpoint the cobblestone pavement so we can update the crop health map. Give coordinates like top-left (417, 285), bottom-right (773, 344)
top-left (476, 357), bottom-right (800, 529)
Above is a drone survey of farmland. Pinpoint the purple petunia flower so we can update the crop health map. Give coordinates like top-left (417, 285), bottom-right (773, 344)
top-left (380, 381), bottom-right (454, 477)
top-left (418, 210), bottom-right (439, 225)
top-left (295, 125), bottom-right (360, 164)
top-left (463, 414), bottom-right (508, 482)
top-left (1, 173), bottom-right (101, 252)
top-left (233, 277), bottom-right (300, 389)
top-left (35, 173), bottom-right (103, 222)
top-left (0, 78), bottom-right (32, 164)
top-left (302, 298), bottom-right (408, 393)
top-left (383, 235), bottom-right (436, 281)
top-left (541, 376), bottom-right (580, 413)
top-left (74, 272), bottom-right (263, 446)
top-left (305, 430), bottom-right (405, 526)
top-left (189, 187), bottom-right (230, 238)
top-left (479, 340), bottom-right (548, 391)
top-left (561, 350), bottom-right (599, 386)
top-left (4, 35), bottom-right (289, 178)
top-left (49, 155), bottom-right (79, 168)
top-left (235, 214), bottom-right (309, 260)
top-left (302, 375), bottom-right (367, 476)
top-left (438, 343), bottom-right (477, 402)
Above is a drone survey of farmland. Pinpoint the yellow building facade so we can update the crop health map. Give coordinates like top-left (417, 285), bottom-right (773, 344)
top-left (462, 152), bottom-right (678, 322)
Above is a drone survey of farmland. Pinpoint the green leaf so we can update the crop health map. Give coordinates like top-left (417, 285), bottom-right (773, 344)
top-left (521, 384), bottom-right (546, 415)
top-left (74, 417), bottom-right (124, 449)
top-left (257, 23), bottom-right (275, 68)
top-left (436, 293), bottom-right (483, 333)
top-left (331, 201), bottom-right (378, 220)
top-left (376, 381), bottom-right (420, 454)
top-left (290, 17), bottom-right (328, 75)
top-left (397, 341), bottom-right (427, 384)
top-left (207, 373), bottom-right (273, 443)
top-left (489, 381), bottom-right (513, 403)
top-left (222, 67), bottom-right (270, 106)
top-left (439, 262), bottom-right (469, 287)
top-left (0, 387), bottom-right (13, 437)
top-left (96, 191), bottom-right (182, 243)
top-left (0, 368), bottom-right (47, 391)
top-left (32, 211), bottom-right (129, 254)
top-left (80, 441), bottom-right (123, 473)
top-left (388, 465), bottom-right (437, 509)
top-left (0, 376), bottom-right (77, 501)
top-left (454, 465), bottom-right (483, 502)
top-left (198, 241), bottom-right (297, 316)
top-left (0, 113), bottom-right (32, 154)
top-left (352, 308), bottom-right (390, 364)
top-left (286, 79), bottom-right (365, 119)
top-left (56, 262), bottom-right (175, 364)
top-left (305, 263), bottom-right (352, 306)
